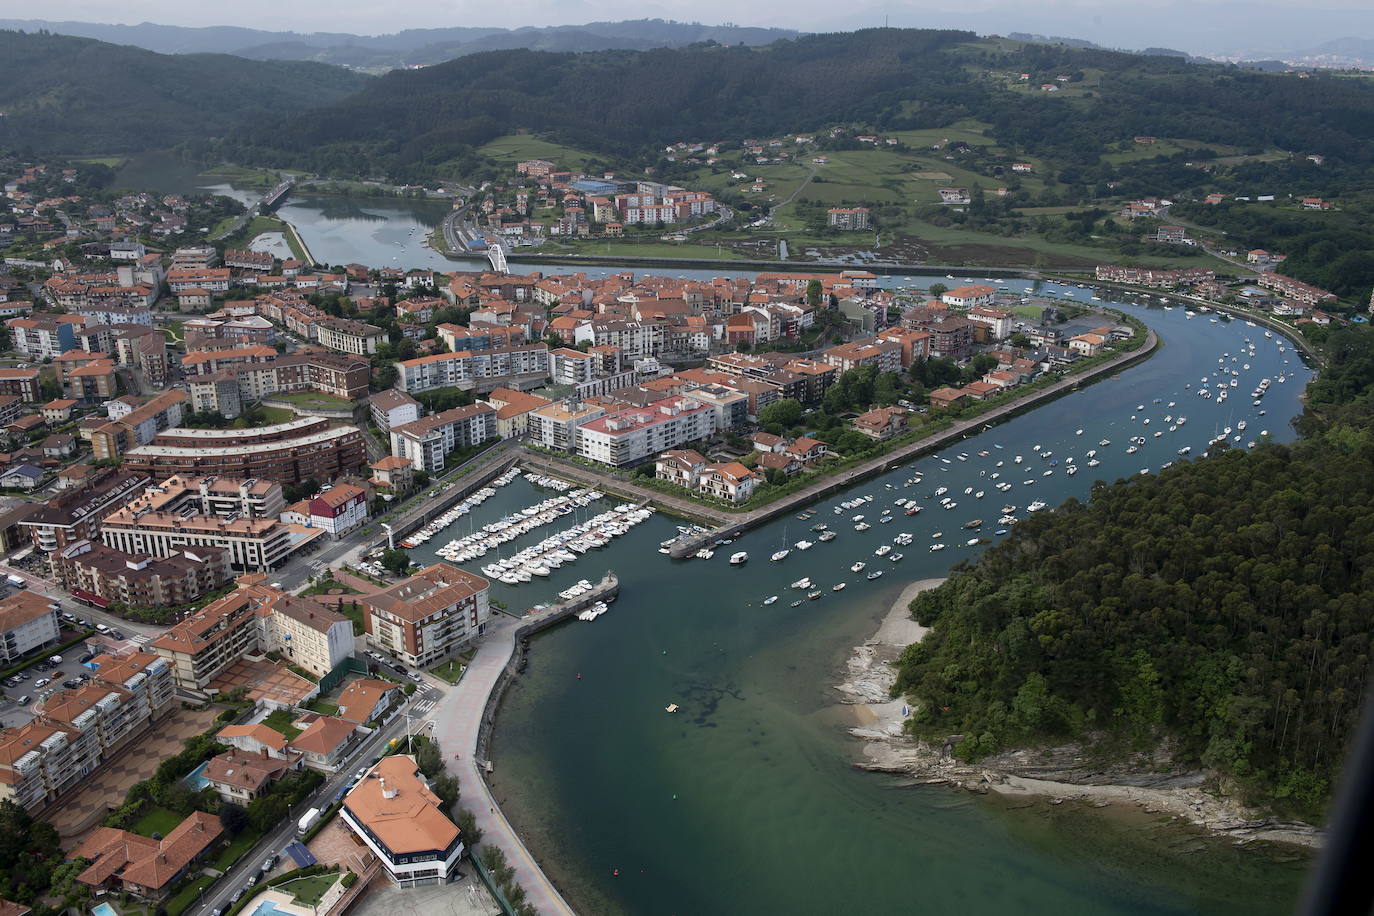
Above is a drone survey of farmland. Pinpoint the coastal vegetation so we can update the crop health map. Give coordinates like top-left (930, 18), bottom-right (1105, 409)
top-left (892, 324), bottom-right (1374, 819)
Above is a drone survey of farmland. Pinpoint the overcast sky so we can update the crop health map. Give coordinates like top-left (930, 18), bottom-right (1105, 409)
top-left (4, 0), bottom-right (1372, 56)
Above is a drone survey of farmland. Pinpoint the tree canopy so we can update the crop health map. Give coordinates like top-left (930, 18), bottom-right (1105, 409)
top-left (893, 325), bottom-right (1374, 820)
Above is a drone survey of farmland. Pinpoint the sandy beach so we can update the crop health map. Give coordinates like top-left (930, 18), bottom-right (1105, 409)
top-left (834, 577), bottom-right (1322, 849)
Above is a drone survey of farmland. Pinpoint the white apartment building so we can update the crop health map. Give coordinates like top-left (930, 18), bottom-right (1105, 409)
top-left (342, 755), bottom-right (465, 887)
top-left (389, 404), bottom-right (497, 473)
top-left (0, 592), bottom-right (61, 664)
top-left (396, 344), bottom-right (550, 394)
top-left (315, 317), bottom-right (384, 356)
top-left (576, 397), bottom-right (716, 467)
top-left (527, 401), bottom-right (606, 453)
top-left (360, 563), bottom-right (490, 668)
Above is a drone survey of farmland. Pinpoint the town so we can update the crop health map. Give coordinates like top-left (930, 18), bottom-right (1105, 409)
top-left (0, 146), bottom-right (1356, 916)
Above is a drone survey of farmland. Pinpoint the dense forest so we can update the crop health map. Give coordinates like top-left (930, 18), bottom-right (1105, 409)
top-left (214, 29), bottom-right (1374, 188)
top-left (892, 325), bottom-right (1374, 819)
top-left (0, 30), bottom-right (370, 154)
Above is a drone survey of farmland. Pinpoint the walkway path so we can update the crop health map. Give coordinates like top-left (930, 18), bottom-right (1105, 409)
top-left (430, 618), bottom-right (576, 916)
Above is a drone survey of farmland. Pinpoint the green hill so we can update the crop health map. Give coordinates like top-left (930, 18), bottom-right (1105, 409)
top-left (0, 30), bottom-right (370, 154)
top-left (892, 325), bottom-right (1374, 819)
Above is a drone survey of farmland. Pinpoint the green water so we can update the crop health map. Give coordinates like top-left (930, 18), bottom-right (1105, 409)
top-left (406, 298), bottom-right (1314, 915)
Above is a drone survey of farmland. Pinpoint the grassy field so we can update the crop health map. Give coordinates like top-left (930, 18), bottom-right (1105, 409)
top-left (553, 239), bottom-right (750, 260)
top-left (281, 873), bottom-right (340, 906)
top-left (72, 155), bottom-right (129, 168)
top-left (201, 164), bottom-right (279, 188)
top-left (478, 135), bottom-right (600, 172)
top-left (212, 829), bottom-right (261, 871)
top-left (166, 874), bottom-right (216, 916)
top-left (222, 215), bottom-right (308, 262)
top-left (271, 390), bottom-right (354, 410)
top-left (252, 406), bottom-right (295, 425)
top-left (131, 806), bottom-right (184, 838)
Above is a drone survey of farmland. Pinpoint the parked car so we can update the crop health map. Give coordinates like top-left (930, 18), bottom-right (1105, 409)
top-left (17, 695), bottom-right (30, 705)
top-left (33, 678), bottom-right (49, 688)
top-left (108, 630), bottom-right (125, 640)
top-left (94, 623), bottom-right (109, 633)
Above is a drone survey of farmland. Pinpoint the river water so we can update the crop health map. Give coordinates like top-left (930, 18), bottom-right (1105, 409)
top-left (122, 159), bottom-right (1315, 912)
top-left (401, 303), bottom-right (1313, 915)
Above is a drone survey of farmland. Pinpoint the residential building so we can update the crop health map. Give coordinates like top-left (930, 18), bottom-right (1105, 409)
top-left (967, 306), bottom-right (1013, 340)
top-left (389, 404), bottom-right (497, 473)
top-left (309, 484), bottom-right (368, 537)
top-left (6, 316), bottom-right (81, 359)
top-left (19, 470), bottom-right (152, 553)
top-left (88, 391), bottom-right (188, 459)
top-left (0, 368), bottom-right (41, 402)
top-left (576, 397), bottom-right (715, 467)
top-left (853, 406), bottom-right (908, 440)
top-left (202, 749), bottom-right (299, 803)
top-left (151, 579), bottom-right (352, 690)
top-left (369, 456), bottom-right (414, 493)
top-left (335, 679), bottom-right (401, 726)
top-left (315, 317), bottom-right (384, 356)
top-left (72, 811), bottom-right (223, 901)
top-left (940, 285), bottom-right (997, 308)
top-left (549, 347), bottom-right (597, 386)
top-left (655, 449), bottom-right (707, 489)
top-left (122, 418), bottom-right (365, 484)
top-left (527, 401), bottom-right (606, 453)
top-left (826, 207), bottom-right (870, 230)
top-left (823, 338), bottom-right (902, 374)
top-left (483, 387), bottom-right (553, 439)
top-left (875, 327), bottom-right (932, 368)
top-left (288, 716), bottom-right (360, 772)
top-left (341, 754), bottom-right (465, 887)
top-left (50, 540), bottom-right (232, 609)
top-left (0, 650), bottom-right (174, 811)
top-left (360, 563), bottom-right (490, 668)
top-left (696, 462), bottom-right (758, 503)
top-left (0, 591), bottom-right (60, 664)
top-left (369, 390), bottom-right (422, 431)
top-left (396, 344), bottom-right (550, 394)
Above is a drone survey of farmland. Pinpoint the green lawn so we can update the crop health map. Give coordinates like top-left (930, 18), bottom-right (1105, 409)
top-left (477, 134), bottom-right (600, 172)
top-left (302, 577), bottom-right (360, 597)
top-left (429, 657), bottom-right (466, 684)
top-left (280, 873), bottom-right (340, 906)
top-left (253, 406), bottom-right (295, 425)
top-left (306, 699), bottom-right (341, 716)
top-left (132, 806), bottom-right (184, 838)
top-left (261, 709), bottom-right (302, 740)
top-left (166, 874), bottom-right (217, 916)
top-left (213, 829), bottom-right (261, 871)
top-left (270, 390), bottom-right (353, 410)
top-left (553, 239), bottom-right (749, 260)
top-left (73, 155), bottom-right (130, 168)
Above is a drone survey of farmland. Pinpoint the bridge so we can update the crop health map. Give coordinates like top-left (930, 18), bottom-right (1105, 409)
top-left (486, 241), bottom-right (509, 274)
top-left (259, 178), bottom-right (294, 212)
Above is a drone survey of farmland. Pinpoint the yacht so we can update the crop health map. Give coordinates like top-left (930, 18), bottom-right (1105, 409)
top-left (729, 551), bottom-right (749, 565)
top-left (771, 549), bottom-right (791, 562)
top-left (791, 577), bottom-right (812, 589)
top-left (850, 561), bottom-right (867, 573)
top-left (867, 570), bottom-right (884, 580)
top-left (763, 596), bottom-right (778, 606)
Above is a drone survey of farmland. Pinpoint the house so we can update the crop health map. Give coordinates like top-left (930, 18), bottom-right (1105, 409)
top-left (784, 436), bottom-right (827, 464)
top-left (696, 462), bottom-right (758, 503)
top-left (852, 406), bottom-right (908, 440)
top-left (308, 484), bottom-right (368, 537)
top-left (961, 381), bottom-right (1001, 401)
top-left (928, 387), bottom-right (967, 409)
top-left (655, 449), bottom-right (707, 489)
top-left (369, 456), bottom-right (414, 493)
top-left (72, 811), bottom-right (223, 901)
top-left (0, 464), bottom-right (44, 490)
top-left (1068, 333), bottom-right (1106, 356)
top-left (202, 749), bottom-right (300, 803)
top-left (288, 715), bottom-right (359, 772)
top-left (757, 451), bottom-right (802, 476)
top-left (940, 285), bottom-right (997, 308)
top-left (336, 678), bottom-right (402, 725)
top-left (41, 399), bottom-right (77, 423)
top-left (751, 432), bottom-right (786, 452)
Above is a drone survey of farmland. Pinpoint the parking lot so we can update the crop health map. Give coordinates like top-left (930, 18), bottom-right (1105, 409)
top-left (0, 618), bottom-right (125, 727)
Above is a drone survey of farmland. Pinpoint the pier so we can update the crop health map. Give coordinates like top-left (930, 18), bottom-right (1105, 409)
top-left (429, 570), bottom-right (620, 916)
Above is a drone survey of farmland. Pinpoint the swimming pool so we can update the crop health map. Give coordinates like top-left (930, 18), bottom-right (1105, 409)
top-left (92, 903), bottom-right (118, 916)
top-left (182, 761), bottom-right (209, 791)
top-left (246, 899), bottom-right (282, 916)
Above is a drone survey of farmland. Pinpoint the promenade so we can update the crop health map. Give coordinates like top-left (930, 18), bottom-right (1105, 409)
top-left (431, 617), bottom-right (577, 916)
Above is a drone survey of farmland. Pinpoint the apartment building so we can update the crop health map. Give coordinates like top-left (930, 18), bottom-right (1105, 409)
top-left (116, 474), bottom-right (285, 521)
top-left (389, 404), bottom-right (497, 473)
top-left (151, 580), bottom-right (352, 690)
top-left (315, 317), bottom-right (384, 356)
top-left (0, 591), bottom-right (60, 664)
top-left (19, 470), bottom-right (152, 553)
top-left (89, 390), bottom-right (189, 460)
top-left (342, 754), bottom-right (464, 887)
top-left (369, 390), bottom-right (421, 431)
top-left (549, 347), bottom-right (597, 386)
top-left (6, 316), bottom-right (81, 358)
top-left (360, 563), bottom-right (490, 668)
top-left (822, 338), bottom-right (902, 374)
top-left (527, 401), bottom-right (606, 453)
top-left (0, 368), bottom-right (42, 402)
top-left (396, 343), bottom-right (550, 394)
top-left (51, 540), bottom-right (231, 608)
top-left (0, 649), bottom-right (174, 811)
top-left (308, 484), bottom-right (368, 537)
top-left (100, 507), bottom-right (304, 571)
top-left (576, 396), bottom-right (715, 467)
top-left (122, 418), bottom-right (365, 484)
top-left (483, 387), bottom-right (552, 439)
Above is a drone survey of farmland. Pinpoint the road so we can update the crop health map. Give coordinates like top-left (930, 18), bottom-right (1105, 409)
top-left (191, 684), bottom-right (442, 916)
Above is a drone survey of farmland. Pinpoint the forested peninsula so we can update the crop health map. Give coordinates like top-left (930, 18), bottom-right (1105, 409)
top-left (892, 325), bottom-right (1374, 820)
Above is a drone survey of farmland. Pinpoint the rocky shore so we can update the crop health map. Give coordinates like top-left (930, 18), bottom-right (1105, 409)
top-left (834, 577), bottom-right (1322, 850)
